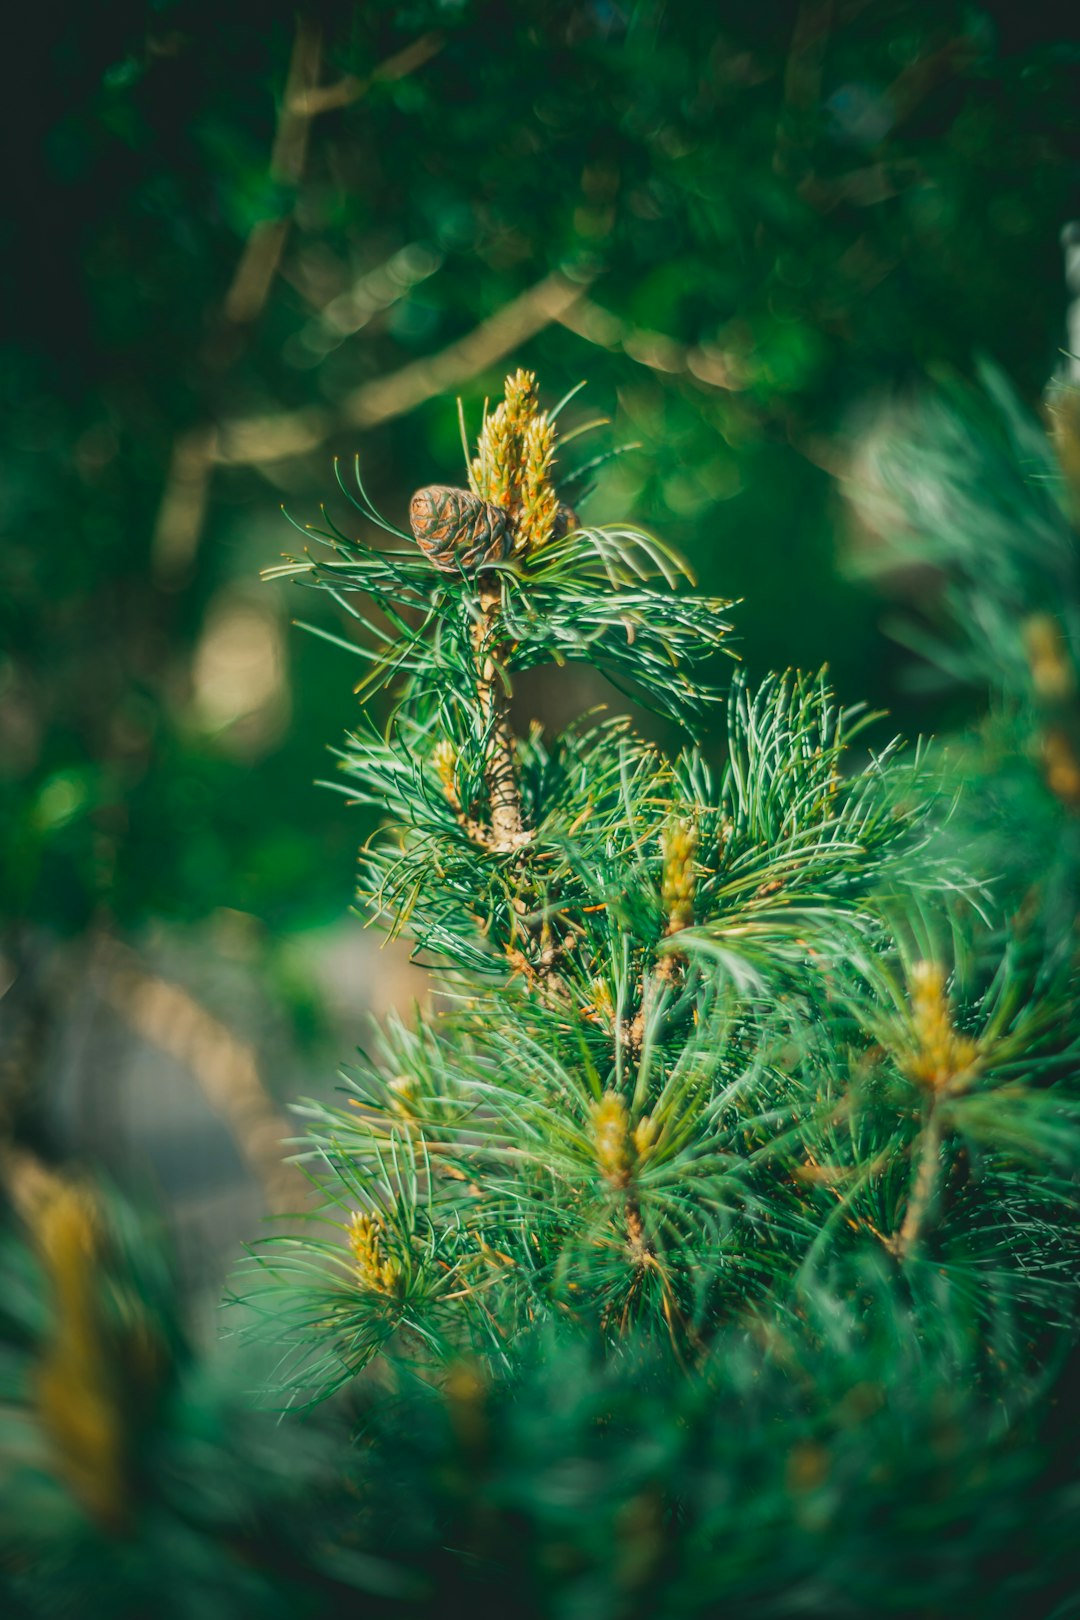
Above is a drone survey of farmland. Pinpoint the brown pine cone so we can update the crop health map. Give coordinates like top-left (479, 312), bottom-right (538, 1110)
top-left (409, 486), bottom-right (513, 573)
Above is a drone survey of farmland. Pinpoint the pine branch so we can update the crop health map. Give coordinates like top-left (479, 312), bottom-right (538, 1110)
top-left (248, 369), bottom-right (1080, 1461)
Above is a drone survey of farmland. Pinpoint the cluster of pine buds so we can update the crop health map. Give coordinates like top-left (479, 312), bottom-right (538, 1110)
top-left (471, 368), bottom-right (561, 552)
top-left (348, 1210), bottom-right (401, 1295)
top-left (590, 1092), bottom-right (657, 1187)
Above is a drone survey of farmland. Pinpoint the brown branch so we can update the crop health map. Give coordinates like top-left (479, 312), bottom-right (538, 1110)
top-left (287, 32), bottom-right (444, 117)
top-left (798, 159), bottom-right (921, 213)
top-left (150, 424), bottom-right (217, 582)
top-left (99, 940), bottom-right (308, 1216)
top-left (891, 1105), bottom-right (944, 1261)
top-left (150, 21), bottom-right (445, 569)
top-left (149, 18), bottom-right (322, 575)
top-left (225, 31), bottom-right (446, 320)
top-left (472, 577), bottom-right (527, 853)
top-left (223, 17), bottom-right (323, 326)
top-left (553, 295), bottom-right (746, 390)
top-left (223, 23), bottom-right (446, 328)
top-left (624, 1199), bottom-right (653, 1266)
top-left (442, 794), bottom-right (494, 851)
top-left (338, 269), bottom-right (593, 429)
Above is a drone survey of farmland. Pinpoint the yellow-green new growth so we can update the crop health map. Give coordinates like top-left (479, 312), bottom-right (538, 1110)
top-left (432, 737), bottom-right (459, 808)
top-left (470, 368), bottom-right (561, 554)
top-left (902, 960), bottom-right (981, 1095)
top-left (518, 413), bottom-right (560, 552)
top-left (591, 1091), bottom-right (632, 1188)
top-left (471, 401), bottom-right (518, 510)
top-left (1024, 612), bottom-right (1076, 702)
top-left (348, 1211), bottom-right (401, 1295)
top-left (35, 1186), bottom-right (129, 1531)
top-left (660, 818), bottom-right (699, 935)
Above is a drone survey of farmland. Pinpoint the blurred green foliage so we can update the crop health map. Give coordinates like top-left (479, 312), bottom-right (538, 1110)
top-left (2, 0), bottom-right (1078, 937)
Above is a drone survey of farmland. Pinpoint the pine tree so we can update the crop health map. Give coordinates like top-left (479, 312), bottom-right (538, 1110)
top-left (243, 369), bottom-right (1079, 1610)
top-left (3, 366), bottom-right (1079, 1616)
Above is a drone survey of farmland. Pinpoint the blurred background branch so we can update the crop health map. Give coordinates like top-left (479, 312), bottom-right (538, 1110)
top-left (212, 265), bottom-right (594, 466)
top-left (222, 15), bottom-right (324, 327)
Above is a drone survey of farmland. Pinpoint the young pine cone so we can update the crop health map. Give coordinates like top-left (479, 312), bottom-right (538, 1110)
top-left (409, 485), bottom-right (513, 573)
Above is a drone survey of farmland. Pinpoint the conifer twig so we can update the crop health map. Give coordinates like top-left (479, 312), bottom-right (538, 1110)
top-left (471, 576), bottom-right (527, 852)
top-left (891, 1104), bottom-right (943, 1261)
top-left (890, 961), bottom-right (981, 1260)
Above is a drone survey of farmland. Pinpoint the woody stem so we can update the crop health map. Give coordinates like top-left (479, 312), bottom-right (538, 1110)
top-left (473, 576), bottom-right (525, 852)
top-left (893, 1103), bottom-right (944, 1261)
top-left (625, 1197), bottom-right (652, 1264)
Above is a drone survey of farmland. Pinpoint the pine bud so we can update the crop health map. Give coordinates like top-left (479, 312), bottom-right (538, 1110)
top-left (387, 1073), bottom-right (422, 1117)
top-left (586, 977), bottom-right (615, 1025)
top-left (902, 960), bottom-right (981, 1094)
top-left (432, 737), bottom-right (459, 807)
top-left (1023, 613), bottom-right (1076, 702)
top-left (471, 401), bottom-right (519, 508)
top-left (348, 1211), bottom-right (401, 1294)
top-left (35, 1187), bottom-right (130, 1531)
top-left (591, 1091), bottom-right (632, 1187)
top-left (660, 818), bottom-right (698, 935)
top-left (516, 414), bottom-right (560, 552)
top-left (633, 1113), bottom-right (658, 1158)
top-left (502, 367), bottom-right (540, 428)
